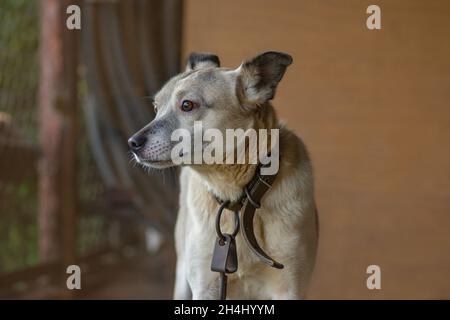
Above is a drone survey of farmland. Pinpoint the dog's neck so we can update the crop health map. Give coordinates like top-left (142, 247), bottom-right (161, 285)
top-left (190, 103), bottom-right (279, 202)
top-left (192, 163), bottom-right (258, 202)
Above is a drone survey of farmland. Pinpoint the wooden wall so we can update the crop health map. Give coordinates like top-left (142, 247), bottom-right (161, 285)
top-left (183, 0), bottom-right (450, 299)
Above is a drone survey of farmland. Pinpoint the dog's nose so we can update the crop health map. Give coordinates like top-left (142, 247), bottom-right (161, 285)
top-left (128, 135), bottom-right (147, 151)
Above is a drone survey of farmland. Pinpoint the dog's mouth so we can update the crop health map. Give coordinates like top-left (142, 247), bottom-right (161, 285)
top-left (132, 152), bottom-right (175, 169)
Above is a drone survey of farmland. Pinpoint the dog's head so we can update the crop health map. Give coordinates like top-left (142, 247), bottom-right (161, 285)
top-left (128, 51), bottom-right (292, 169)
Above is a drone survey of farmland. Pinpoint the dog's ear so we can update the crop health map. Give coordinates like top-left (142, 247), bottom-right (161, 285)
top-left (237, 51), bottom-right (292, 106)
top-left (185, 52), bottom-right (220, 71)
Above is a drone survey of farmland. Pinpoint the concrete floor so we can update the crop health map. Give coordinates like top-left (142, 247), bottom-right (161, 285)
top-left (79, 249), bottom-right (175, 300)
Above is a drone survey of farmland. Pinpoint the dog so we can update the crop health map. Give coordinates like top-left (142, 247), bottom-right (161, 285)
top-left (129, 51), bottom-right (318, 299)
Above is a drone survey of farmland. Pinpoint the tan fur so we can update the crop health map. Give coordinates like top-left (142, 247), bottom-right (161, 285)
top-left (174, 102), bottom-right (318, 299)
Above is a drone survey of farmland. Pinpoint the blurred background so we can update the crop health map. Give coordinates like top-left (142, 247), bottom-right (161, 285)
top-left (0, 0), bottom-right (449, 299)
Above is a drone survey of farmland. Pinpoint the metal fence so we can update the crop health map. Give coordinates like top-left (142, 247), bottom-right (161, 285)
top-left (0, 0), bottom-right (182, 298)
top-left (0, 0), bottom-right (41, 274)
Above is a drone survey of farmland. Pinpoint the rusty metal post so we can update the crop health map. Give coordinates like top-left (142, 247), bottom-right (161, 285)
top-left (38, 0), bottom-right (79, 295)
top-left (38, 0), bottom-right (65, 264)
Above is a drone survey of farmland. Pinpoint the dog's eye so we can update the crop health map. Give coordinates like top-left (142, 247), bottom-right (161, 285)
top-left (180, 100), bottom-right (195, 112)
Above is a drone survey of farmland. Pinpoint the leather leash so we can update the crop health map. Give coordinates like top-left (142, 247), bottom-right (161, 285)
top-left (210, 161), bottom-right (283, 300)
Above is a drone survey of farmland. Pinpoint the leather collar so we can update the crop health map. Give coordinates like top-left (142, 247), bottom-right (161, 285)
top-left (212, 161), bottom-right (284, 269)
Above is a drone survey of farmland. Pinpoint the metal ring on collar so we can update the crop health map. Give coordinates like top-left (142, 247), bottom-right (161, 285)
top-left (215, 201), bottom-right (240, 241)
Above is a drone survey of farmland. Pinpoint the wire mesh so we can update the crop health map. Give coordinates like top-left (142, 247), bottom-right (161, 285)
top-left (0, 0), bottom-right (39, 273)
top-left (0, 0), bottom-right (117, 274)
